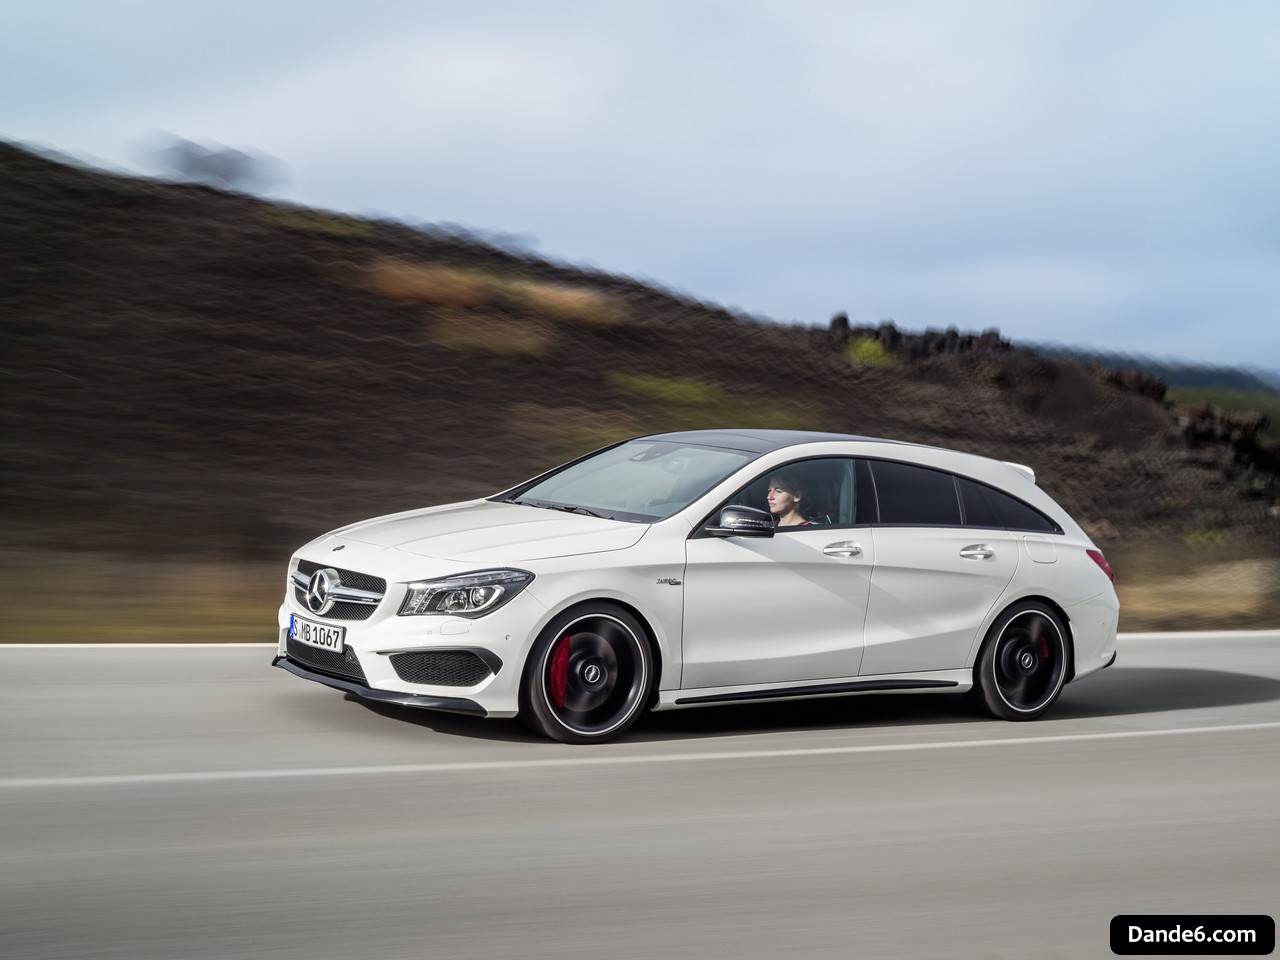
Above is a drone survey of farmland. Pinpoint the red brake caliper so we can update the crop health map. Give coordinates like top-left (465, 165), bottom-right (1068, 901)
top-left (549, 634), bottom-right (571, 708)
top-left (1039, 636), bottom-right (1050, 659)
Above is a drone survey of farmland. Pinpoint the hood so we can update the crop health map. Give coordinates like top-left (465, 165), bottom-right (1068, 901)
top-left (330, 498), bottom-right (648, 563)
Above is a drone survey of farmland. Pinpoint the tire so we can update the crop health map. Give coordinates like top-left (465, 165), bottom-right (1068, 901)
top-left (521, 603), bottom-right (654, 744)
top-left (972, 601), bottom-right (1070, 721)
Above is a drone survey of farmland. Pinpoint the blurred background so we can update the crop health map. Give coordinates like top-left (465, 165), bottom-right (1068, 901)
top-left (2, 1), bottom-right (1277, 642)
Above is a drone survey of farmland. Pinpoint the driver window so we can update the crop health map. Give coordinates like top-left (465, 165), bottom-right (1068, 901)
top-left (726, 458), bottom-right (859, 530)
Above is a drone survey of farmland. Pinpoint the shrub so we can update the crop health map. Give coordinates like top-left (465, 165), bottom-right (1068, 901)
top-left (846, 336), bottom-right (895, 367)
top-left (1183, 527), bottom-right (1228, 548)
top-left (502, 279), bottom-right (628, 326)
top-left (607, 372), bottom-right (729, 405)
top-left (365, 260), bottom-right (492, 307)
top-left (364, 257), bottom-right (628, 324)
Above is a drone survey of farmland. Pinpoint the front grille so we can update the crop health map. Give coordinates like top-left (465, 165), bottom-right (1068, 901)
top-left (292, 589), bottom-right (380, 621)
top-left (287, 635), bottom-right (367, 683)
top-left (294, 559), bottom-right (387, 621)
top-left (296, 560), bottom-right (386, 593)
top-left (390, 650), bottom-right (493, 687)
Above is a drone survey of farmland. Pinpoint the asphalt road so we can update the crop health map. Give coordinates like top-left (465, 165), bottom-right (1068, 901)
top-left (2, 632), bottom-right (1278, 960)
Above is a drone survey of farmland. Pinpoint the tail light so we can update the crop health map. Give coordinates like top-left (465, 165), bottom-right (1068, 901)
top-left (1086, 548), bottom-right (1114, 582)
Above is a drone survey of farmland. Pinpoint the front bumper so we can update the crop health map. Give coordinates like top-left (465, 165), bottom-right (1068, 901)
top-left (272, 655), bottom-right (486, 716)
top-left (276, 580), bottom-right (546, 718)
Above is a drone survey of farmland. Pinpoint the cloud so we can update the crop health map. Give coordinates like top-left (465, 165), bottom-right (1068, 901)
top-left (2, 0), bottom-right (1277, 365)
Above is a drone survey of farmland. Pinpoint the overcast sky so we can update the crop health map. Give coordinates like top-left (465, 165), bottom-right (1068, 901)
top-left (4, 1), bottom-right (1278, 367)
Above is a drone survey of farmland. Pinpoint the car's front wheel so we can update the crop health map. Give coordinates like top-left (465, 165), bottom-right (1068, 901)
top-left (973, 601), bottom-right (1070, 721)
top-left (521, 603), bottom-right (653, 744)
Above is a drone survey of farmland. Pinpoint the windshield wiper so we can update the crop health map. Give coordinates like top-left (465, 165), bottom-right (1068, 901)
top-left (546, 503), bottom-right (612, 519)
top-left (508, 498), bottom-right (612, 519)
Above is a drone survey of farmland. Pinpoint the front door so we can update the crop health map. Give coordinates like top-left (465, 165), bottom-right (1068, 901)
top-left (680, 457), bottom-right (873, 689)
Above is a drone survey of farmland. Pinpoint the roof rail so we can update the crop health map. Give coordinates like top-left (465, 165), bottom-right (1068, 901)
top-left (1002, 461), bottom-right (1036, 484)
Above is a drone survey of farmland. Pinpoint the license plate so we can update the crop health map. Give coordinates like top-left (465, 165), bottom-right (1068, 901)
top-left (290, 615), bottom-right (345, 652)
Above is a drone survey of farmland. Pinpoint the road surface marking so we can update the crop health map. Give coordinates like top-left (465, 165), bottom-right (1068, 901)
top-left (1118, 630), bottom-right (1280, 641)
top-left (3, 720), bottom-right (1279, 790)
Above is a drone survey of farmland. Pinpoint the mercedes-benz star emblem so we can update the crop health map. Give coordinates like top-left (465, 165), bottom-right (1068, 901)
top-left (1019, 651), bottom-right (1035, 670)
top-left (583, 663), bottom-right (603, 685)
top-left (306, 568), bottom-right (341, 615)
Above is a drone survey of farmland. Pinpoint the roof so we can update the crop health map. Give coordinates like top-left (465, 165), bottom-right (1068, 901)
top-left (640, 429), bottom-right (899, 454)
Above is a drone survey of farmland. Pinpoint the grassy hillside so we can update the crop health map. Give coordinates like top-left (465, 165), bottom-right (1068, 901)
top-left (2, 142), bottom-right (1277, 635)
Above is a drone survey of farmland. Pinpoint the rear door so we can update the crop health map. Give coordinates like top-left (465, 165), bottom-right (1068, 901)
top-left (859, 460), bottom-right (1020, 676)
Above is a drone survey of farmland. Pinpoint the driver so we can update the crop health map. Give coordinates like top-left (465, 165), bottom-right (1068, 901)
top-left (766, 472), bottom-right (813, 527)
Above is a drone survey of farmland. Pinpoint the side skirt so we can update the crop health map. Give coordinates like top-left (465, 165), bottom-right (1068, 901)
top-left (657, 669), bottom-right (970, 710)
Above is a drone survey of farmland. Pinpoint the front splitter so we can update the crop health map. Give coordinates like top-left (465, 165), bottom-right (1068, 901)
top-left (272, 656), bottom-right (487, 717)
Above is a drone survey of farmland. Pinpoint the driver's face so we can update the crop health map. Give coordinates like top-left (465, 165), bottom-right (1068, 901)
top-left (766, 482), bottom-right (798, 516)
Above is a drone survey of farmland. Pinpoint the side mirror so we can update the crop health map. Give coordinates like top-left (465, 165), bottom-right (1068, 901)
top-left (707, 505), bottom-right (775, 538)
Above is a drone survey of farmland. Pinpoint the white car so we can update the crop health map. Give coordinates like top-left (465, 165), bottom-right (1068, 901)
top-left (274, 430), bottom-right (1119, 743)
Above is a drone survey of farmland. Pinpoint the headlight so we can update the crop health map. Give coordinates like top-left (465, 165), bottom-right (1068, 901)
top-left (398, 569), bottom-right (534, 618)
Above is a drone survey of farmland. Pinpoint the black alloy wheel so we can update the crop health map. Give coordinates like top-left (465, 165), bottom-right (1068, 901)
top-left (974, 601), bottom-right (1069, 721)
top-left (522, 603), bottom-right (653, 744)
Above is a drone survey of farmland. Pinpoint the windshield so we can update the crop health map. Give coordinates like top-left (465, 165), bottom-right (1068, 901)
top-left (505, 440), bottom-right (754, 522)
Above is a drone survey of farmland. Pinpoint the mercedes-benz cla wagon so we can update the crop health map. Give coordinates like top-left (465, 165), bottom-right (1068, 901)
top-left (273, 430), bottom-right (1119, 743)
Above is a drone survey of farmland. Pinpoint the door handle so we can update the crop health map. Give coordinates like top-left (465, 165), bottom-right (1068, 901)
top-left (959, 544), bottom-right (994, 560)
top-left (823, 541), bottom-right (863, 558)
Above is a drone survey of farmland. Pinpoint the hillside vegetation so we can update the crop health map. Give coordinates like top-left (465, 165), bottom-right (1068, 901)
top-left (1033, 343), bottom-right (1279, 393)
top-left (1, 142), bottom-right (1277, 635)
top-left (1167, 388), bottom-right (1280, 444)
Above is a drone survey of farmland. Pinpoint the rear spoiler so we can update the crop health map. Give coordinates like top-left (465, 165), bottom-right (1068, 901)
top-left (1002, 461), bottom-right (1036, 484)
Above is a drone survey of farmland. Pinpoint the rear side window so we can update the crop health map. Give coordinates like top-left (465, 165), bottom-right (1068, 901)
top-left (984, 485), bottom-right (1060, 533)
top-left (957, 476), bottom-right (1061, 533)
top-left (869, 460), bottom-right (961, 526)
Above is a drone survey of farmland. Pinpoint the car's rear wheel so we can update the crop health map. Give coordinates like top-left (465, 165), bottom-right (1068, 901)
top-left (973, 601), bottom-right (1069, 721)
top-left (521, 604), bottom-right (653, 744)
